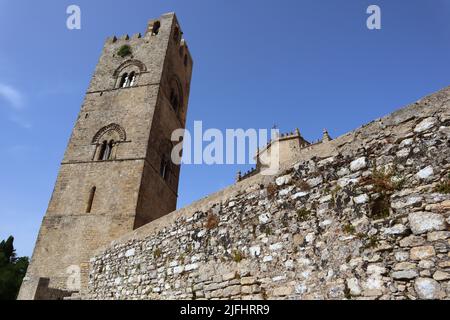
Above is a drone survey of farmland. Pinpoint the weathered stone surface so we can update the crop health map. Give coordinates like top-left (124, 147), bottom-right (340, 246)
top-left (395, 251), bottom-right (409, 262)
top-left (399, 235), bottom-right (426, 247)
top-left (249, 246), bottom-right (261, 257)
top-left (307, 176), bottom-right (323, 188)
top-left (273, 286), bottom-right (293, 296)
top-left (367, 264), bottom-right (387, 275)
top-left (125, 248), bottom-right (135, 257)
top-left (384, 224), bottom-right (407, 235)
top-left (433, 271), bottom-right (450, 281)
top-left (414, 117), bottom-right (438, 133)
top-left (391, 270), bottom-right (418, 280)
top-left (346, 278), bottom-right (361, 296)
top-left (354, 194), bottom-right (369, 205)
top-left (408, 212), bottom-right (446, 235)
top-left (410, 246), bottom-right (436, 261)
top-left (439, 261), bottom-right (450, 268)
top-left (269, 242), bottom-right (283, 251)
top-left (415, 166), bottom-right (434, 180)
top-left (391, 196), bottom-right (422, 209)
top-left (223, 285), bottom-right (241, 297)
top-left (350, 157), bottom-right (367, 172)
top-left (427, 231), bottom-right (450, 242)
top-left (292, 192), bottom-right (309, 199)
top-left (276, 175), bottom-right (291, 186)
top-left (240, 277), bottom-right (257, 286)
top-left (222, 272), bottom-right (236, 281)
top-left (394, 262), bottom-right (416, 271)
top-left (414, 278), bottom-right (442, 300)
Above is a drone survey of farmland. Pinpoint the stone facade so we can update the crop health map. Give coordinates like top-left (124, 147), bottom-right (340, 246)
top-left (18, 13), bottom-right (193, 300)
top-left (88, 87), bottom-right (450, 300)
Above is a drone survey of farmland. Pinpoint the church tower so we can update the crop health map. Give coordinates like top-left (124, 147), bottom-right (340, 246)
top-left (19, 13), bottom-right (193, 299)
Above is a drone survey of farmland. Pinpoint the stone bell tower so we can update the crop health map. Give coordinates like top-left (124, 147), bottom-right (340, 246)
top-left (19, 12), bottom-right (193, 300)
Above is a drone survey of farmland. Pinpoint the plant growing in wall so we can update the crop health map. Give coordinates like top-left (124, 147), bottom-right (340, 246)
top-left (361, 166), bottom-right (404, 219)
top-left (296, 208), bottom-right (311, 222)
top-left (205, 213), bottom-right (219, 230)
top-left (342, 223), bottom-right (356, 234)
top-left (117, 45), bottom-right (132, 58)
top-left (434, 173), bottom-right (450, 194)
top-left (266, 183), bottom-right (278, 200)
top-left (231, 250), bottom-right (244, 263)
top-left (153, 248), bottom-right (162, 259)
top-left (295, 179), bottom-right (311, 191)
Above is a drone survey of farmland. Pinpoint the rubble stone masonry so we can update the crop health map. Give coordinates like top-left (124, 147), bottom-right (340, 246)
top-left (88, 86), bottom-right (450, 300)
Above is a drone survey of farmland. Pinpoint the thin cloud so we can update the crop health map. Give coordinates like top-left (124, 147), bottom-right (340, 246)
top-left (0, 83), bottom-right (24, 109)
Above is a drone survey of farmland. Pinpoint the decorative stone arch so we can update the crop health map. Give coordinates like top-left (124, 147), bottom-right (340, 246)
top-left (113, 59), bottom-right (147, 78)
top-left (92, 123), bottom-right (127, 144)
top-left (92, 123), bottom-right (127, 161)
top-left (113, 60), bottom-right (147, 88)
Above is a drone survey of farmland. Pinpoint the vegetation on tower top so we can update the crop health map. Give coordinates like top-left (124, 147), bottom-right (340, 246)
top-left (117, 45), bottom-right (132, 58)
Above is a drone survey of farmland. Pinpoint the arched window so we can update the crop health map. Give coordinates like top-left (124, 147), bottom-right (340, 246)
top-left (129, 72), bottom-right (136, 87)
top-left (98, 141), bottom-right (107, 160)
top-left (118, 72), bottom-right (137, 88)
top-left (119, 73), bottom-right (128, 88)
top-left (93, 123), bottom-right (126, 161)
top-left (86, 186), bottom-right (96, 213)
top-left (114, 60), bottom-right (146, 89)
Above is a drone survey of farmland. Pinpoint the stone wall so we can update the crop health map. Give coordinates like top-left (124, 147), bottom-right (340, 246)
top-left (88, 86), bottom-right (450, 300)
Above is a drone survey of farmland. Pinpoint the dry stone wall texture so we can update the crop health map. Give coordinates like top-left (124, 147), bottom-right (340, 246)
top-left (88, 87), bottom-right (450, 300)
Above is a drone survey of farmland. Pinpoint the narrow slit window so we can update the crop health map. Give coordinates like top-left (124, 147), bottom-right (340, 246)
top-left (160, 157), bottom-right (170, 181)
top-left (86, 186), bottom-right (96, 213)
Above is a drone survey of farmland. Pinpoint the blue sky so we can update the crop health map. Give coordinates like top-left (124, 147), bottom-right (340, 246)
top-left (0, 0), bottom-right (449, 257)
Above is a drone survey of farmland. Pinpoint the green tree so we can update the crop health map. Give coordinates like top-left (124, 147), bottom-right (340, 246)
top-left (0, 236), bottom-right (29, 300)
top-left (0, 236), bottom-right (16, 263)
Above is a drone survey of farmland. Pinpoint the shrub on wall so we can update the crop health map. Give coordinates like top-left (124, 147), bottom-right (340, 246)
top-left (117, 45), bottom-right (132, 58)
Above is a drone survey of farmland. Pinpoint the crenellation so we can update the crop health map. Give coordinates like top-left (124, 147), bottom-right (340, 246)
top-left (132, 33), bottom-right (142, 39)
